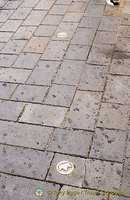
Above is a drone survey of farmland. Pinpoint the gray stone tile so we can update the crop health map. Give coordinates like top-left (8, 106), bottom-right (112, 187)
top-left (63, 91), bottom-right (101, 130)
top-left (12, 26), bottom-right (36, 40)
top-left (54, 60), bottom-right (85, 85)
top-left (0, 174), bottom-right (60, 200)
top-left (90, 128), bottom-right (127, 162)
top-left (121, 14), bottom-right (130, 26)
top-left (121, 158), bottom-right (130, 197)
top-left (41, 40), bottom-right (68, 61)
top-left (10, 7), bottom-right (32, 20)
top-left (41, 14), bottom-right (62, 25)
top-left (35, 0), bottom-right (55, 10)
top-left (34, 25), bottom-right (56, 37)
top-left (87, 44), bottom-right (114, 66)
top-left (27, 60), bottom-right (60, 85)
top-left (94, 31), bottom-right (117, 45)
top-left (1, 40), bottom-right (27, 55)
top-left (49, 5), bottom-right (69, 15)
top-left (109, 195), bottom-right (129, 200)
top-left (23, 37), bottom-right (50, 53)
top-left (3, 1), bottom-right (22, 9)
top-left (67, 2), bottom-right (87, 13)
top-left (115, 37), bottom-right (130, 52)
top-left (0, 32), bottom-right (13, 42)
top-left (62, 12), bottom-right (82, 22)
top-left (47, 153), bottom-right (86, 187)
top-left (56, 0), bottom-right (72, 4)
top-left (83, 159), bottom-right (122, 191)
top-left (103, 75), bottom-right (130, 104)
top-left (45, 84), bottom-right (76, 107)
top-left (22, 10), bottom-right (47, 26)
top-left (89, 0), bottom-right (106, 4)
top-left (84, 4), bottom-right (104, 17)
top-left (98, 16), bottom-right (121, 32)
top-left (0, 10), bottom-right (14, 23)
top-left (0, 54), bottom-right (17, 67)
top-left (0, 82), bottom-right (16, 99)
top-left (118, 26), bottom-right (130, 38)
top-left (0, 145), bottom-right (54, 180)
top-left (12, 84), bottom-right (48, 103)
top-left (126, 128), bottom-right (130, 157)
top-left (0, 20), bottom-right (23, 32)
top-left (0, 121), bottom-right (52, 150)
top-left (47, 128), bottom-right (92, 156)
top-left (110, 52), bottom-right (130, 75)
top-left (0, 68), bottom-right (31, 83)
top-left (13, 53), bottom-right (41, 69)
top-left (78, 64), bottom-right (108, 91)
top-left (71, 28), bottom-right (96, 45)
top-left (20, 0), bottom-right (39, 8)
top-left (64, 44), bottom-right (90, 60)
top-left (19, 104), bottom-right (67, 127)
top-left (79, 17), bottom-right (100, 28)
top-left (0, 100), bottom-right (24, 121)
top-left (97, 103), bottom-right (129, 131)
top-left (52, 22), bottom-right (78, 41)
top-left (0, 43), bottom-right (5, 51)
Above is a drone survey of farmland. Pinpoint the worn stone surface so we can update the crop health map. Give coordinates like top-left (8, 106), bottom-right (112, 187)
top-left (35, 0), bottom-right (55, 10)
top-left (103, 6), bottom-right (123, 17)
top-left (84, 4), bottom-right (104, 17)
top-left (62, 12), bottom-right (83, 22)
top-left (63, 91), bottom-right (101, 130)
top-left (98, 16), bottom-right (121, 32)
top-left (12, 26), bottom-right (36, 40)
top-left (94, 31), bottom-right (117, 44)
top-left (0, 54), bottom-right (17, 67)
top-left (0, 20), bottom-right (23, 32)
top-left (34, 25), bottom-right (56, 37)
top-left (97, 103), bottom-right (129, 131)
top-left (79, 16), bottom-right (100, 28)
top-left (20, 0), bottom-right (39, 8)
top-left (0, 10), bottom-right (14, 23)
top-left (0, 82), bottom-right (16, 99)
top-left (121, 158), bottom-right (130, 197)
top-left (1, 40), bottom-right (27, 54)
top-left (10, 7), bottom-right (32, 20)
top-left (49, 5), bottom-right (69, 15)
top-left (67, 2), bottom-right (87, 13)
top-left (0, 32), bottom-right (13, 42)
top-left (115, 37), bottom-right (130, 52)
top-left (41, 14), bottom-right (62, 25)
top-left (47, 128), bottom-right (92, 156)
top-left (126, 128), bottom-right (130, 158)
top-left (118, 25), bottom-right (130, 38)
top-left (0, 120), bottom-right (52, 150)
top-left (109, 195), bottom-right (130, 200)
top-left (90, 128), bottom-right (127, 162)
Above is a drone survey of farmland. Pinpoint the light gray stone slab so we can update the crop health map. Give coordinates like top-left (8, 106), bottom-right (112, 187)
top-left (0, 10), bottom-right (14, 23)
top-left (47, 128), bottom-right (92, 156)
top-left (19, 104), bottom-right (67, 127)
top-left (0, 20), bottom-right (23, 32)
top-left (98, 16), bottom-right (121, 32)
top-left (79, 17), bottom-right (100, 28)
top-left (118, 25), bottom-right (130, 38)
top-left (62, 12), bottom-right (82, 22)
top-left (49, 5), bottom-right (69, 15)
top-left (34, 25), bottom-right (56, 37)
top-left (63, 91), bottom-right (101, 130)
top-left (1, 40), bottom-right (27, 54)
top-left (121, 158), bottom-right (130, 197)
top-left (94, 31), bottom-right (117, 45)
top-left (35, 0), bottom-right (55, 10)
top-left (21, 0), bottom-right (39, 8)
top-left (0, 32), bottom-right (13, 42)
top-left (0, 145), bottom-right (54, 179)
top-left (84, 4), bottom-right (104, 17)
top-left (67, 2), bottom-right (87, 13)
top-left (10, 7), bottom-right (32, 20)
top-left (0, 120), bottom-right (52, 150)
top-left (3, 1), bottom-right (22, 9)
top-left (56, 0), bottom-right (72, 4)
top-left (0, 54), bottom-right (17, 67)
top-left (115, 37), bottom-right (130, 52)
top-left (41, 14), bottom-right (62, 25)
top-left (97, 103), bottom-right (129, 131)
top-left (0, 82), bottom-right (16, 99)
top-left (12, 26), bottom-right (36, 40)
top-left (0, 43), bottom-right (5, 51)
top-left (90, 128), bottom-right (127, 162)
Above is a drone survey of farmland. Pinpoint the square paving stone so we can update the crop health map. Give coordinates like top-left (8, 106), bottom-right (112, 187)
top-left (0, 100), bottom-right (24, 121)
top-left (54, 60), bottom-right (85, 85)
top-left (64, 44), bottom-right (90, 60)
top-left (27, 60), bottom-right (60, 85)
top-left (118, 25), bottom-right (130, 38)
top-left (0, 10), bottom-right (14, 23)
top-left (87, 44), bottom-right (114, 66)
top-left (83, 159), bottom-right (122, 191)
top-left (67, 2), bottom-right (87, 13)
top-left (0, 82), bottom-right (16, 99)
top-left (12, 26), bottom-right (36, 40)
top-left (20, 0), bottom-right (39, 8)
top-left (35, 0), bottom-right (55, 10)
top-left (52, 22), bottom-right (78, 41)
top-left (0, 121), bottom-right (52, 150)
top-left (90, 128), bottom-right (127, 162)
top-left (10, 7), bottom-right (32, 20)
top-left (0, 145), bottom-right (54, 180)
top-left (78, 64), bottom-right (108, 91)
top-left (110, 52), bottom-right (130, 75)
top-left (23, 37), bottom-right (50, 53)
top-left (56, 0), bottom-right (72, 4)
top-left (0, 32), bottom-right (13, 42)
top-left (22, 10), bottom-right (47, 26)
top-left (3, 1), bottom-right (22, 9)
top-left (41, 15), bottom-right (63, 25)
top-left (115, 37), bottom-right (130, 52)
top-left (103, 6), bottom-right (122, 17)
top-left (79, 17), bottom-right (100, 28)
top-left (89, 0), bottom-right (106, 4)
top-left (44, 84), bottom-right (76, 107)
top-left (19, 104), bottom-right (68, 127)
top-left (0, 174), bottom-right (60, 200)
top-left (1, 40), bottom-right (27, 55)
top-left (49, 5), bottom-right (69, 15)
top-left (63, 91), bottom-right (101, 130)
top-left (13, 53), bottom-right (41, 69)
top-left (97, 103), bottom-right (129, 131)
top-left (34, 25), bottom-right (56, 37)
top-left (47, 128), bottom-right (92, 156)
top-left (0, 68), bottom-right (31, 83)
top-left (62, 12), bottom-right (83, 22)
top-left (121, 158), bottom-right (130, 197)
top-left (94, 31), bottom-right (117, 45)
top-left (84, 4), bottom-right (104, 17)
top-left (0, 54), bottom-right (17, 67)
top-left (98, 16), bottom-right (121, 32)
top-left (41, 40), bottom-right (68, 61)
top-left (11, 85), bottom-right (48, 103)
top-left (0, 20), bottom-right (23, 32)
top-left (46, 153), bottom-right (86, 187)
top-left (121, 15), bottom-right (130, 26)
top-left (103, 75), bottom-right (130, 105)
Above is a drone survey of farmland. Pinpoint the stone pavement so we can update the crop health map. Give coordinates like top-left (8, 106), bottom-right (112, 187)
top-left (0, 0), bottom-right (130, 199)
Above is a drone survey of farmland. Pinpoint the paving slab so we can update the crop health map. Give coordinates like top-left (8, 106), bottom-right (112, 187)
top-left (0, 19), bottom-right (23, 32)
top-left (34, 25), bottom-right (56, 37)
top-left (94, 31), bottom-right (117, 45)
top-left (126, 127), bottom-right (130, 158)
top-left (121, 158), bottom-right (130, 197)
top-left (109, 195), bottom-right (130, 200)
top-left (35, 0), bottom-right (55, 10)
top-left (49, 5), bottom-right (69, 15)
top-left (12, 26), bottom-right (36, 40)
top-left (98, 16), bottom-right (121, 32)
top-left (62, 12), bottom-right (83, 22)
top-left (41, 14), bottom-right (62, 25)
top-left (118, 25), bottom-right (130, 38)
top-left (63, 91), bottom-right (101, 130)
top-left (84, 4), bottom-right (104, 17)
top-left (103, 6), bottom-right (123, 17)
top-left (0, 32), bottom-right (13, 42)
top-left (79, 16), bottom-right (100, 28)
top-left (0, 10), bottom-right (14, 23)
top-left (115, 37), bottom-right (130, 52)
top-left (0, 82), bottom-right (16, 99)
top-left (20, 0), bottom-right (39, 8)
top-left (0, 54), bottom-right (17, 67)
top-left (0, 43), bottom-right (6, 51)
top-left (0, 120), bottom-right (52, 150)
top-left (56, 0), bottom-right (72, 4)
top-left (0, 174), bottom-right (60, 200)
top-left (47, 128), bottom-right (92, 156)
top-left (67, 2), bottom-right (87, 13)
top-left (0, 145), bottom-right (54, 180)
top-left (3, 1), bottom-right (22, 9)
top-left (9, 7), bottom-right (32, 20)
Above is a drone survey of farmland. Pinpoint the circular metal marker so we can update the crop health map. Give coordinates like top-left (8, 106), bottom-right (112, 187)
top-left (56, 160), bottom-right (74, 175)
top-left (57, 32), bottom-right (67, 38)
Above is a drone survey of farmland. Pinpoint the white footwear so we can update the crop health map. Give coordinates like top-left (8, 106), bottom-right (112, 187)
top-left (106, 0), bottom-right (114, 6)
